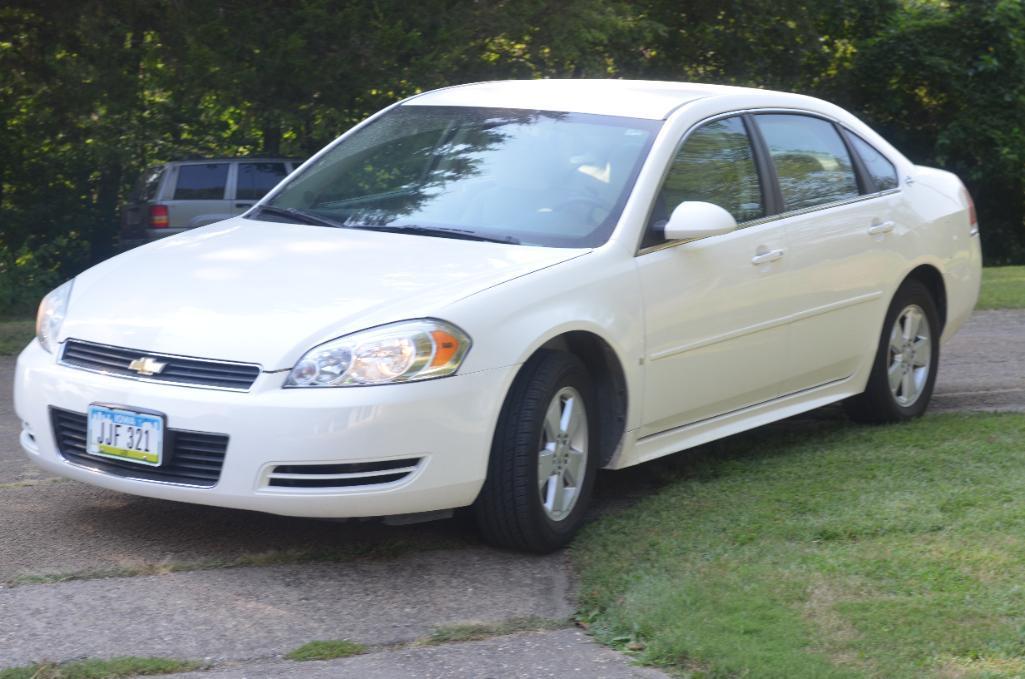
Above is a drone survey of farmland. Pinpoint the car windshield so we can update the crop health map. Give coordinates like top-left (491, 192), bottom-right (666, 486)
top-left (253, 105), bottom-right (659, 247)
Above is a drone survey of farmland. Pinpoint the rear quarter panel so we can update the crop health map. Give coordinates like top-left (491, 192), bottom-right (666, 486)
top-left (899, 166), bottom-right (982, 340)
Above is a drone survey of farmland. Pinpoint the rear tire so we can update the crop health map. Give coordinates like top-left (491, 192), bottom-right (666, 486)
top-left (844, 279), bottom-right (940, 423)
top-left (474, 350), bottom-right (598, 552)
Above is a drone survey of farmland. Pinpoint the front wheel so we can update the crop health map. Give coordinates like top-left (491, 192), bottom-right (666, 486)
top-left (474, 350), bottom-right (598, 552)
top-left (844, 279), bottom-right (940, 423)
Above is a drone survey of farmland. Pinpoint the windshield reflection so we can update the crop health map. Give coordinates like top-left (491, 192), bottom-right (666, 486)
top-left (258, 106), bottom-right (659, 248)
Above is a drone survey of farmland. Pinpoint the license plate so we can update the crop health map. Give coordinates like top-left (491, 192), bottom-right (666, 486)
top-left (86, 405), bottom-right (164, 466)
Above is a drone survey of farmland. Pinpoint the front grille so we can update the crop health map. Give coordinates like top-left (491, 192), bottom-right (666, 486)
top-left (61, 339), bottom-right (261, 391)
top-left (51, 408), bottom-right (229, 487)
top-left (267, 458), bottom-right (422, 488)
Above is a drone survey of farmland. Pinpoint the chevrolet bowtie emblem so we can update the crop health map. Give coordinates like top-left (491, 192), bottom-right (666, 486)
top-left (128, 357), bottom-right (168, 376)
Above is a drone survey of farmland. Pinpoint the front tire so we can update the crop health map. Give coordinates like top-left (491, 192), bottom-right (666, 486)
top-left (844, 279), bottom-right (940, 423)
top-left (474, 350), bottom-right (598, 552)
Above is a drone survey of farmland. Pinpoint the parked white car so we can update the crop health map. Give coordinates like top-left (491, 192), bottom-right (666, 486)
top-left (15, 80), bottom-right (981, 551)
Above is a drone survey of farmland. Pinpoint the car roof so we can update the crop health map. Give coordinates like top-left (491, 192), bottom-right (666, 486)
top-left (404, 79), bottom-right (790, 121)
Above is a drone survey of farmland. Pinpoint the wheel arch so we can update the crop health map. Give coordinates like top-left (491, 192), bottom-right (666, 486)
top-left (516, 330), bottom-right (629, 468)
top-left (904, 263), bottom-right (947, 332)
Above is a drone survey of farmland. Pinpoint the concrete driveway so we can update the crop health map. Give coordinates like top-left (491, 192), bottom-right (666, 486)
top-left (0, 310), bottom-right (1021, 677)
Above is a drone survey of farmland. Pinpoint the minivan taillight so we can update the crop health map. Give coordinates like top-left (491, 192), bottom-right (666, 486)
top-left (149, 205), bottom-right (170, 228)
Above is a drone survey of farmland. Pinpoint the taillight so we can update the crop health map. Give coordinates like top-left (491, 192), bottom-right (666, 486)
top-left (149, 205), bottom-right (169, 228)
top-left (962, 186), bottom-right (978, 235)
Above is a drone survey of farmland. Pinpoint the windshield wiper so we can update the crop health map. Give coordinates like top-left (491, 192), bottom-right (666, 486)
top-left (252, 205), bottom-right (348, 229)
top-left (364, 225), bottom-right (520, 245)
top-left (252, 208), bottom-right (519, 244)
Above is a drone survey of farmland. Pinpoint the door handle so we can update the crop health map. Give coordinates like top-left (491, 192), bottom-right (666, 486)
top-left (867, 220), bottom-right (895, 236)
top-left (751, 248), bottom-right (784, 265)
top-left (235, 202), bottom-right (254, 209)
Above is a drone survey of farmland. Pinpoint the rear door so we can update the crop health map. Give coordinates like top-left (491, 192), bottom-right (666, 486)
top-left (232, 161), bottom-right (290, 213)
top-left (165, 162), bottom-right (232, 229)
top-left (751, 113), bottom-right (900, 393)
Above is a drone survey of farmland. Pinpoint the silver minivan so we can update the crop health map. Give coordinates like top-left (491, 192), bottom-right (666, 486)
top-left (120, 157), bottom-right (300, 247)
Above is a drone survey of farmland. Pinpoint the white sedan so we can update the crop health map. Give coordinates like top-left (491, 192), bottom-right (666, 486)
top-left (14, 80), bottom-right (981, 552)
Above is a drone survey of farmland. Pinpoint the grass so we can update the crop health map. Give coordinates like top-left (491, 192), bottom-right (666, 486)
top-left (0, 478), bottom-right (68, 490)
top-left (7, 535), bottom-right (459, 587)
top-left (0, 318), bottom-right (33, 355)
top-left (977, 265), bottom-right (1025, 309)
top-left (420, 617), bottom-right (569, 646)
top-left (285, 640), bottom-right (367, 661)
top-left (0, 657), bottom-right (198, 679)
top-left (574, 413), bottom-right (1025, 678)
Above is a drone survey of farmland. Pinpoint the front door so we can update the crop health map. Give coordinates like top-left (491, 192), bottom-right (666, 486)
top-left (636, 115), bottom-right (791, 436)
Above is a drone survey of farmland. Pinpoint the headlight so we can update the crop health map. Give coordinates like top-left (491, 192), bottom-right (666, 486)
top-left (36, 279), bottom-right (74, 354)
top-left (285, 319), bottom-right (471, 387)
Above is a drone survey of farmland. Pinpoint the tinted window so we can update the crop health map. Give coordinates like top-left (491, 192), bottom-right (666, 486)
top-left (173, 163), bottom-right (229, 200)
top-left (262, 106), bottom-right (658, 248)
top-left (756, 114), bottom-right (858, 211)
top-left (847, 133), bottom-right (898, 191)
top-left (651, 116), bottom-right (764, 230)
top-left (237, 162), bottom-right (288, 200)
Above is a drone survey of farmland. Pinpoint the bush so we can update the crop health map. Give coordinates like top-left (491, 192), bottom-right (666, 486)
top-left (0, 233), bottom-right (88, 317)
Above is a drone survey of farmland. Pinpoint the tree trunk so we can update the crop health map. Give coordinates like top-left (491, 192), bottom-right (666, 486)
top-left (262, 120), bottom-right (282, 156)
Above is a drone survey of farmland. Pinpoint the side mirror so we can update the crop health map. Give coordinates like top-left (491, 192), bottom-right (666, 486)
top-left (663, 201), bottom-right (737, 241)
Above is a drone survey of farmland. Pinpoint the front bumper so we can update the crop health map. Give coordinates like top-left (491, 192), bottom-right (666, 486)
top-left (14, 340), bottom-right (514, 518)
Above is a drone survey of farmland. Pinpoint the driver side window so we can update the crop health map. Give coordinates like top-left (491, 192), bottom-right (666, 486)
top-left (646, 116), bottom-right (764, 245)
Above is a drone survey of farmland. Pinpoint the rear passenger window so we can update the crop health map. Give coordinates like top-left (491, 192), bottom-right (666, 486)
top-left (755, 114), bottom-right (859, 211)
top-left (237, 162), bottom-right (288, 200)
top-left (173, 163), bottom-right (229, 200)
top-left (847, 133), bottom-right (898, 191)
top-left (652, 116), bottom-right (764, 229)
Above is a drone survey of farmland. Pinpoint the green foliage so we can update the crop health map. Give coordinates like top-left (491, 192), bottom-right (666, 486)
top-left (846, 0), bottom-right (1025, 264)
top-left (285, 639), bottom-right (366, 661)
top-left (978, 265), bottom-right (1025, 309)
top-left (1, 0), bottom-right (1023, 283)
top-left (0, 656), bottom-right (198, 679)
top-left (0, 233), bottom-right (86, 316)
top-left (574, 413), bottom-right (1025, 677)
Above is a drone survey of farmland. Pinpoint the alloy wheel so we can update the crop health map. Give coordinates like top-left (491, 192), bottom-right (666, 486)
top-left (887, 304), bottom-right (932, 407)
top-left (537, 386), bottom-right (588, 521)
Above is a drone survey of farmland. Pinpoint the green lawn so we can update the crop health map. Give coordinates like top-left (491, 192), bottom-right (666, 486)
top-left (0, 657), bottom-right (198, 679)
top-left (285, 639), bottom-right (366, 661)
top-left (574, 413), bottom-right (1025, 678)
top-left (0, 319), bottom-right (33, 355)
top-left (978, 266), bottom-right (1025, 309)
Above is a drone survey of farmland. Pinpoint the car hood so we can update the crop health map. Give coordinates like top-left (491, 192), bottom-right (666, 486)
top-left (62, 218), bottom-right (588, 370)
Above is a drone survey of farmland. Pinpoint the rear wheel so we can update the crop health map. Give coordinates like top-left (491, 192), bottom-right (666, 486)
top-left (474, 351), bottom-right (598, 552)
top-left (844, 279), bottom-right (940, 423)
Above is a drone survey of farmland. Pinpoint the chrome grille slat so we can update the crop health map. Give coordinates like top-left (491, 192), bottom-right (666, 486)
top-left (60, 340), bottom-right (261, 391)
top-left (266, 458), bottom-right (422, 489)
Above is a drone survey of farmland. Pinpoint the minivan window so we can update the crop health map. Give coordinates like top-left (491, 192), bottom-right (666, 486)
top-left (847, 133), bottom-right (898, 192)
top-left (237, 162), bottom-right (288, 200)
top-left (756, 114), bottom-right (859, 211)
top-left (173, 163), bottom-right (229, 200)
top-left (133, 166), bottom-right (164, 201)
top-left (651, 116), bottom-right (764, 231)
top-left (258, 106), bottom-right (659, 248)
